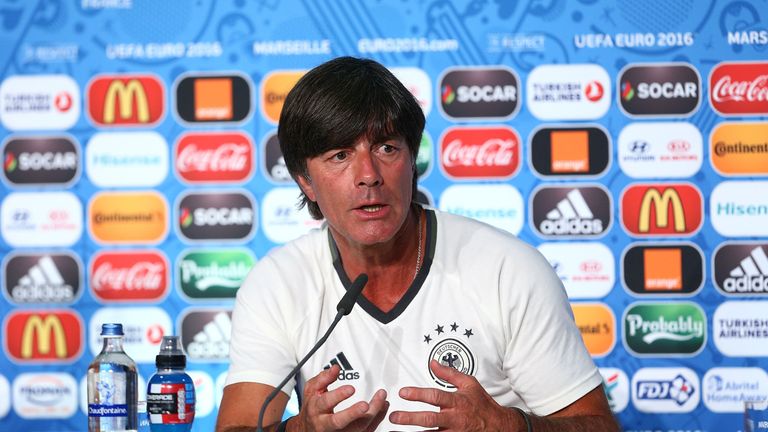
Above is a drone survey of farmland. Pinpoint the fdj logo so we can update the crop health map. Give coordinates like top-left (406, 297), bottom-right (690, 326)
top-left (636, 375), bottom-right (695, 406)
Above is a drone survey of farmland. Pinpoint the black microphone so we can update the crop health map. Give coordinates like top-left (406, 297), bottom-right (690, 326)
top-left (256, 273), bottom-right (368, 432)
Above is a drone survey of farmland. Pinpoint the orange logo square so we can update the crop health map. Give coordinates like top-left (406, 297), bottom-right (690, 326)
top-left (550, 130), bottom-right (589, 173)
top-left (643, 248), bottom-right (682, 290)
top-left (194, 78), bottom-right (232, 120)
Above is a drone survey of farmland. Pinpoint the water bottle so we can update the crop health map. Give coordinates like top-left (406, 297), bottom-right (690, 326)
top-left (87, 323), bottom-right (139, 432)
top-left (146, 336), bottom-right (195, 431)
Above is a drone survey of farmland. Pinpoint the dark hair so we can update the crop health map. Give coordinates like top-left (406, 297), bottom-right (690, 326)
top-left (277, 56), bottom-right (426, 220)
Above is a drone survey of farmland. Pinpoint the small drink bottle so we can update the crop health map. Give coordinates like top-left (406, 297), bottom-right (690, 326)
top-left (147, 336), bottom-right (195, 431)
top-left (87, 323), bottom-right (139, 432)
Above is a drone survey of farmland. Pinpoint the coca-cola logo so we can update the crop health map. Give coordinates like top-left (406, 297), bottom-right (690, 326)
top-left (709, 62), bottom-right (768, 115)
top-left (175, 132), bottom-right (254, 183)
top-left (439, 126), bottom-right (520, 179)
top-left (89, 250), bottom-right (169, 302)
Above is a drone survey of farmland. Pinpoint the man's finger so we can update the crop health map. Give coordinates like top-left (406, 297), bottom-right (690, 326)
top-left (388, 409), bottom-right (445, 428)
top-left (398, 386), bottom-right (454, 408)
top-left (366, 389), bottom-right (388, 415)
top-left (313, 385), bottom-right (356, 413)
top-left (304, 365), bottom-right (341, 396)
top-left (365, 400), bottom-right (390, 432)
top-left (325, 400), bottom-right (370, 429)
top-left (429, 359), bottom-right (475, 389)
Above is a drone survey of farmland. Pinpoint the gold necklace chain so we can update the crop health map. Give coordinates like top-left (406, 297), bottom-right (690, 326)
top-left (414, 210), bottom-right (422, 279)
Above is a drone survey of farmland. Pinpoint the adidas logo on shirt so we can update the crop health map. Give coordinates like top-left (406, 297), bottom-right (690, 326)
top-left (723, 246), bottom-right (768, 293)
top-left (540, 189), bottom-right (604, 235)
top-left (324, 352), bottom-right (359, 380)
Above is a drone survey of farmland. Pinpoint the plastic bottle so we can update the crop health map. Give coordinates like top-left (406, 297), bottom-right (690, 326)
top-left (87, 323), bottom-right (139, 432)
top-left (146, 336), bottom-right (195, 431)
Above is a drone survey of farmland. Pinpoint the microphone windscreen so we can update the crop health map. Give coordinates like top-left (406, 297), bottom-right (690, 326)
top-left (336, 273), bottom-right (368, 315)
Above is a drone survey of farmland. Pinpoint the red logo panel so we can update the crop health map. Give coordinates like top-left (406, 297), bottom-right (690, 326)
top-left (621, 183), bottom-right (703, 237)
top-left (709, 62), bottom-right (768, 115)
top-left (90, 250), bottom-right (169, 302)
top-left (87, 74), bottom-right (165, 126)
top-left (4, 310), bottom-right (83, 362)
top-left (175, 132), bottom-right (254, 183)
top-left (439, 126), bottom-right (520, 179)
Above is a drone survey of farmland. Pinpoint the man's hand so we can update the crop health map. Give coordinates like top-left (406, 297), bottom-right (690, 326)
top-left (293, 364), bottom-right (389, 432)
top-left (388, 360), bottom-right (516, 431)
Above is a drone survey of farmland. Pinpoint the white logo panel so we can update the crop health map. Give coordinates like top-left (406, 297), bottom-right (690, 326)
top-left (711, 181), bottom-right (768, 237)
top-left (0, 75), bottom-right (80, 131)
top-left (526, 64), bottom-right (611, 120)
top-left (703, 367), bottom-right (768, 412)
top-left (0, 374), bottom-right (9, 418)
top-left (1, 191), bottom-right (83, 247)
top-left (261, 187), bottom-right (323, 244)
top-left (618, 122), bottom-right (702, 178)
top-left (187, 370), bottom-right (214, 418)
top-left (713, 301), bottom-right (768, 357)
top-left (439, 183), bottom-right (524, 235)
top-left (631, 367), bottom-right (700, 413)
top-left (599, 368), bottom-right (630, 413)
top-left (12, 372), bottom-right (77, 419)
top-left (538, 242), bottom-right (614, 298)
top-left (89, 307), bottom-right (172, 362)
top-left (86, 132), bottom-right (169, 187)
top-left (391, 67), bottom-right (432, 116)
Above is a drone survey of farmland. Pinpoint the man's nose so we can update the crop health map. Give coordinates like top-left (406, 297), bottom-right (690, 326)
top-left (354, 152), bottom-right (382, 187)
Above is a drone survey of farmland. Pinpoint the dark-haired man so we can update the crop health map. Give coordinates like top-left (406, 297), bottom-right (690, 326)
top-left (217, 57), bottom-right (619, 432)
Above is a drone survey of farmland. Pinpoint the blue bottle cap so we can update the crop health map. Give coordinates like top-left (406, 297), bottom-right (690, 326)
top-left (101, 323), bottom-right (124, 336)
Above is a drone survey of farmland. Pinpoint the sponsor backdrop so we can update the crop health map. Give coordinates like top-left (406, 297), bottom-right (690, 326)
top-left (0, 1), bottom-right (766, 431)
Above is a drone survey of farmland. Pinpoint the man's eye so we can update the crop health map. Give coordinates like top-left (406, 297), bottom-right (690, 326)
top-left (332, 151), bottom-right (348, 161)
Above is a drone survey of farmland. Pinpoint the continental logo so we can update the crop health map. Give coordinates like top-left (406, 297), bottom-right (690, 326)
top-left (713, 242), bottom-right (768, 296)
top-left (623, 302), bottom-right (706, 356)
top-left (2, 135), bottom-right (80, 185)
top-left (176, 190), bottom-right (256, 242)
top-left (710, 122), bottom-right (768, 176)
top-left (260, 70), bottom-right (305, 124)
top-left (438, 67), bottom-right (520, 120)
top-left (174, 73), bottom-right (252, 124)
top-left (88, 191), bottom-right (169, 244)
top-left (177, 249), bottom-right (255, 300)
top-left (4, 310), bottom-right (83, 363)
top-left (618, 63), bottom-right (701, 117)
top-left (571, 303), bottom-right (615, 357)
top-left (622, 243), bottom-right (703, 296)
top-left (87, 74), bottom-right (165, 126)
top-left (529, 125), bottom-right (610, 177)
top-left (621, 184), bottom-right (703, 237)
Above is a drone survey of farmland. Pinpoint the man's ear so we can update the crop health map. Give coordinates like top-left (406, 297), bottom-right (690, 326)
top-left (296, 174), bottom-right (317, 202)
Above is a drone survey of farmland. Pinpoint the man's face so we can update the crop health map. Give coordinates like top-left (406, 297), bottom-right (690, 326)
top-left (297, 136), bottom-right (414, 249)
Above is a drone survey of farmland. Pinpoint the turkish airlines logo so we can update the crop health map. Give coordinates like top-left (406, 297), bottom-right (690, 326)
top-left (4, 310), bottom-right (83, 363)
top-left (621, 184), bottom-right (703, 237)
top-left (438, 67), bottom-right (520, 120)
top-left (90, 250), bottom-right (169, 302)
top-left (530, 185), bottom-right (612, 238)
top-left (713, 243), bottom-right (768, 296)
top-left (260, 70), bottom-right (305, 123)
top-left (87, 74), bottom-right (165, 126)
top-left (622, 243), bottom-right (703, 296)
top-left (0, 75), bottom-right (80, 131)
top-left (529, 126), bottom-right (610, 177)
top-left (3, 136), bottom-right (79, 185)
top-left (175, 132), bottom-right (254, 183)
top-left (618, 63), bottom-right (701, 117)
top-left (177, 190), bottom-right (256, 242)
top-left (709, 61), bottom-right (768, 115)
top-left (175, 73), bottom-right (252, 124)
top-left (88, 191), bottom-right (168, 244)
top-left (710, 122), bottom-right (768, 176)
top-left (438, 126), bottom-right (520, 179)
top-left (89, 307), bottom-right (171, 362)
top-left (526, 64), bottom-right (611, 120)
top-left (3, 252), bottom-right (81, 304)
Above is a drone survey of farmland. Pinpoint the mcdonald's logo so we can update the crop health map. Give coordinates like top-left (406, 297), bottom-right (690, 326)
top-left (4, 310), bottom-right (83, 363)
top-left (620, 184), bottom-right (703, 237)
top-left (87, 74), bottom-right (165, 126)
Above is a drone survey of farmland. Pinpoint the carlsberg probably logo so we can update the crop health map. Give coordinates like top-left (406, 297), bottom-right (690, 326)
top-left (623, 302), bottom-right (705, 356)
top-left (177, 249), bottom-right (255, 299)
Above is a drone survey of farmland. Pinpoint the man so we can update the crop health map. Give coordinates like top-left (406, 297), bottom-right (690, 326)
top-left (217, 57), bottom-right (619, 432)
